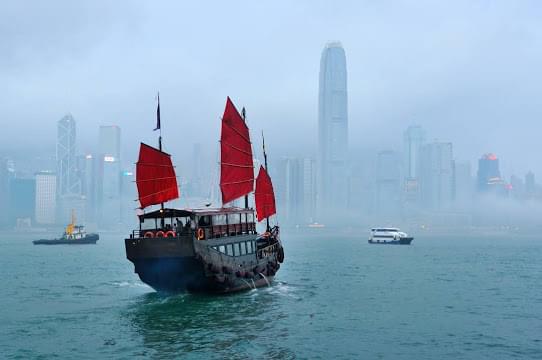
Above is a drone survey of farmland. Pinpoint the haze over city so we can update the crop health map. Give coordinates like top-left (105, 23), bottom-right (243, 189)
top-left (2, 0), bottom-right (542, 231)
top-left (3, 1), bottom-right (542, 174)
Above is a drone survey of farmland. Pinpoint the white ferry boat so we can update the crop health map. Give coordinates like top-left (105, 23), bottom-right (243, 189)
top-left (368, 228), bottom-right (413, 245)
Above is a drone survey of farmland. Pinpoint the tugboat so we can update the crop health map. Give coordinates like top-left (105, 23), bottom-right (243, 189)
top-left (124, 96), bottom-right (284, 293)
top-left (33, 211), bottom-right (99, 245)
top-left (368, 228), bottom-right (413, 245)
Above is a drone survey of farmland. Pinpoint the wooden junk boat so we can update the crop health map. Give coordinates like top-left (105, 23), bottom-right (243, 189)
top-left (125, 97), bottom-right (284, 293)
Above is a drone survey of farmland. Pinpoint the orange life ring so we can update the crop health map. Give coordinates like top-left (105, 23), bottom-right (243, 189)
top-left (196, 228), bottom-right (205, 240)
top-left (156, 231), bottom-right (165, 237)
top-left (144, 231), bottom-right (154, 238)
top-left (165, 230), bottom-right (176, 237)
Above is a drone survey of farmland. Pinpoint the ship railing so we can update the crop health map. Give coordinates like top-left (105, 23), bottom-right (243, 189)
top-left (198, 223), bottom-right (257, 239)
top-left (257, 243), bottom-right (278, 258)
top-left (130, 228), bottom-right (193, 239)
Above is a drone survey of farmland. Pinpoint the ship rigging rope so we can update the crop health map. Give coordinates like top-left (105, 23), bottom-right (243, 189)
top-left (220, 141), bottom-right (253, 156)
top-left (136, 176), bottom-right (178, 182)
top-left (220, 162), bottom-right (254, 168)
top-left (222, 119), bottom-right (251, 144)
top-left (136, 186), bottom-right (179, 200)
top-left (221, 178), bottom-right (254, 185)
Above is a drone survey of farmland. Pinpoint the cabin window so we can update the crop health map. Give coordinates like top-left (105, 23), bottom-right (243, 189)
top-left (219, 245), bottom-right (225, 254)
top-left (213, 214), bottom-right (227, 226)
top-left (232, 243), bottom-right (237, 256)
top-left (226, 244), bottom-right (233, 256)
top-left (228, 214), bottom-right (241, 224)
top-left (247, 213), bottom-right (254, 222)
top-left (197, 216), bottom-right (211, 227)
top-left (240, 242), bottom-right (247, 255)
top-left (247, 241), bottom-right (253, 254)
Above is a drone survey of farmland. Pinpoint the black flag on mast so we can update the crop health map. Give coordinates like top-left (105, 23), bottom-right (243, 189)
top-left (154, 93), bottom-right (161, 131)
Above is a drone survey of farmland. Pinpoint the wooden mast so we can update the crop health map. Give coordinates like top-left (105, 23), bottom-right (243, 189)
top-left (262, 131), bottom-right (270, 232)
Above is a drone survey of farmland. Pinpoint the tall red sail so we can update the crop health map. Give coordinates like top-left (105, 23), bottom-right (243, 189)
top-left (136, 143), bottom-right (179, 209)
top-left (255, 166), bottom-right (276, 221)
top-left (220, 97), bottom-right (254, 204)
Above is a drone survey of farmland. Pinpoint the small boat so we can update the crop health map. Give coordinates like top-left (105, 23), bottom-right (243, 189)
top-left (368, 228), bottom-right (413, 245)
top-left (33, 211), bottom-right (99, 245)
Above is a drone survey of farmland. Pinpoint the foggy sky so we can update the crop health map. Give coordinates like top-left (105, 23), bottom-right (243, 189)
top-left (3, 1), bottom-right (542, 178)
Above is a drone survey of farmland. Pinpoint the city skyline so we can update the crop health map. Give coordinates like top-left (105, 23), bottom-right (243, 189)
top-left (3, 2), bottom-right (542, 178)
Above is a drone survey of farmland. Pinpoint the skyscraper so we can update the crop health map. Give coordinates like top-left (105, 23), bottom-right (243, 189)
top-left (476, 153), bottom-right (504, 193)
top-left (57, 114), bottom-right (80, 196)
top-left (35, 171), bottom-right (57, 225)
top-left (318, 42), bottom-right (348, 215)
top-left (403, 125), bottom-right (425, 208)
top-left (98, 125), bottom-right (122, 226)
top-left (420, 142), bottom-right (454, 210)
top-left (376, 150), bottom-right (401, 217)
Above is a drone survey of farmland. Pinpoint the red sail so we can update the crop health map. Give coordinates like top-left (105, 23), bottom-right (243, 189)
top-left (220, 97), bottom-right (254, 204)
top-left (136, 143), bottom-right (179, 209)
top-left (255, 166), bottom-right (276, 221)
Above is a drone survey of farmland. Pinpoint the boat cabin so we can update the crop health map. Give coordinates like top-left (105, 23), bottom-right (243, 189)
top-left (132, 207), bottom-right (257, 240)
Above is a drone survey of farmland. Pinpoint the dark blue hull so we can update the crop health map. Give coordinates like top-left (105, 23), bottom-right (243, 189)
top-left (368, 237), bottom-right (413, 245)
top-left (132, 257), bottom-right (213, 293)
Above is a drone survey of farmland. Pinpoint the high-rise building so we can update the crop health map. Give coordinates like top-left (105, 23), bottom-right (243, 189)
top-left (98, 126), bottom-right (122, 226)
top-left (302, 158), bottom-right (317, 223)
top-left (99, 125), bottom-right (121, 159)
top-left (318, 42), bottom-right (348, 216)
top-left (420, 142), bottom-right (454, 210)
top-left (403, 125), bottom-right (425, 207)
top-left (35, 171), bottom-right (57, 225)
top-left (375, 150), bottom-right (401, 217)
top-left (476, 153), bottom-right (506, 194)
top-left (57, 114), bottom-right (80, 196)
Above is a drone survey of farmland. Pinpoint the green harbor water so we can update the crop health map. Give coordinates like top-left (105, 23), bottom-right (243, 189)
top-left (1, 232), bottom-right (541, 359)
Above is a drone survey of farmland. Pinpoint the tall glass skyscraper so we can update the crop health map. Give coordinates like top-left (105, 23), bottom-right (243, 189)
top-left (318, 42), bottom-right (348, 214)
top-left (57, 114), bottom-right (80, 195)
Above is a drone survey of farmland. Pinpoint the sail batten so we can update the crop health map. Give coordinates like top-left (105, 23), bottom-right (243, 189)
top-left (220, 97), bottom-right (254, 204)
top-left (136, 143), bottom-right (179, 208)
top-left (255, 166), bottom-right (276, 221)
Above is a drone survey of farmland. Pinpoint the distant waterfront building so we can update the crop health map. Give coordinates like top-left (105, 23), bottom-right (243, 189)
top-left (57, 114), bottom-right (80, 196)
top-left (302, 158), bottom-right (317, 222)
top-left (318, 42), bottom-right (348, 216)
top-left (35, 172), bottom-right (57, 225)
top-left (99, 125), bottom-right (121, 159)
top-left (402, 125), bottom-right (425, 206)
top-left (476, 153), bottom-right (506, 194)
top-left (121, 169), bottom-right (136, 224)
top-left (98, 126), bottom-right (122, 226)
top-left (375, 150), bottom-right (401, 217)
top-left (420, 142), bottom-right (454, 210)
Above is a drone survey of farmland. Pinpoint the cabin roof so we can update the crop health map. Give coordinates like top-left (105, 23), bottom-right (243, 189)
top-left (138, 207), bottom-right (254, 220)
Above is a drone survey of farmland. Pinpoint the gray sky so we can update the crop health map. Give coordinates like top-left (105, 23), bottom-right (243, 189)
top-left (2, 1), bottom-right (542, 178)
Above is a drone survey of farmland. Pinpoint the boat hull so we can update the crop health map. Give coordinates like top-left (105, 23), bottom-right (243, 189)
top-left (368, 237), bottom-right (413, 245)
top-left (125, 235), bottom-right (281, 294)
top-left (130, 256), bottom-right (274, 293)
top-left (33, 234), bottom-right (99, 245)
